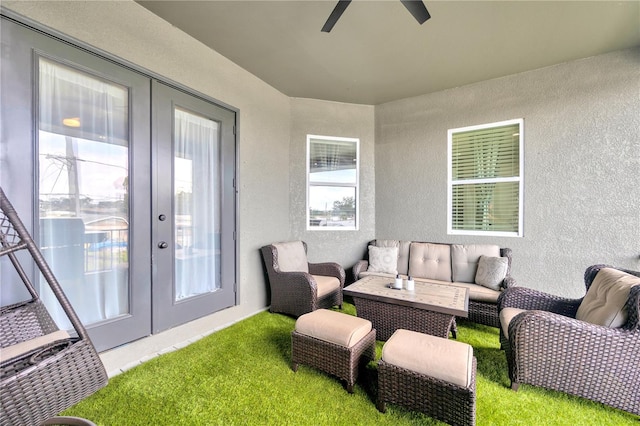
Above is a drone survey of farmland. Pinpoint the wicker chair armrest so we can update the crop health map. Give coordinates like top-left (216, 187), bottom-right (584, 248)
top-left (509, 309), bottom-right (640, 353)
top-left (308, 262), bottom-right (345, 287)
top-left (270, 270), bottom-right (318, 292)
top-left (352, 260), bottom-right (369, 282)
top-left (498, 287), bottom-right (582, 317)
top-left (501, 276), bottom-right (517, 290)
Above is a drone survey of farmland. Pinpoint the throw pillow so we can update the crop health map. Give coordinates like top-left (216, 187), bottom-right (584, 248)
top-left (575, 268), bottom-right (640, 328)
top-left (367, 245), bottom-right (398, 275)
top-left (475, 255), bottom-right (508, 291)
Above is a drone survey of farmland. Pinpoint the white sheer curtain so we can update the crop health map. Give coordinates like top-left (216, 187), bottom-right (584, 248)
top-left (38, 57), bottom-right (129, 329)
top-left (174, 108), bottom-right (220, 300)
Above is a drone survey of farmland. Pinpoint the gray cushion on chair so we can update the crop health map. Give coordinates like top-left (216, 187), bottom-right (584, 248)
top-left (273, 241), bottom-right (308, 273)
top-left (576, 267), bottom-right (640, 328)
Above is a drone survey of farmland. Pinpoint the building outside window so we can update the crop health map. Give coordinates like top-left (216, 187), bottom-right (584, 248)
top-left (307, 135), bottom-right (359, 230)
top-left (448, 119), bottom-right (523, 237)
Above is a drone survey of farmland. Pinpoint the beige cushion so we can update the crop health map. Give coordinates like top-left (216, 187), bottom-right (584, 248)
top-left (475, 256), bottom-right (509, 291)
top-left (408, 243), bottom-right (452, 282)
top-left (374, 240), bottom-right (411, 275)
top-left (382, 329), bottom-right (473, 388)
top-left (273, 241), bottom-right (308, 273)
top-left (0, 330), bottom-right (71, 363)
top-left (575, 268), bottom-right (640, 328)
top-left (312, 275), bottom-right (341, 298)
top-left (451, 244), bottom-right (501, 283)
top-left (450, 281), bottom-right (501, 303)
top-left (367, 245), bottom-right (398, 275)
top-left (295, 309), bottom-right (372, 348)
top-left (499, 307), bottom-right (527, 339)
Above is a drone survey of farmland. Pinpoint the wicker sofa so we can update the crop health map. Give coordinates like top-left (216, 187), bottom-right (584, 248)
top-left (352, 240), bottom-right (516, 328)
top-left (498, 264), bottom-right (640, 415)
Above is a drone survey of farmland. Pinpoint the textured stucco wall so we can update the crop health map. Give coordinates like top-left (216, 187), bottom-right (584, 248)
top-left (2, 1), bottom-right (292, 320)
top-left (289, 98), bottom-right (376, 275)
top-left (375, 48), bottom-right (640, 297)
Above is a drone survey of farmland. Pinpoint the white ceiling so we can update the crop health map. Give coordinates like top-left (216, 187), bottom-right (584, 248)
top-left (137, 1), bottom-right (640, 105)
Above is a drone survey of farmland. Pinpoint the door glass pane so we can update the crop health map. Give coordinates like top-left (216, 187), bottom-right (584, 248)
top-left (38, 57), bottom-right (130, 328)
top-left (174, 108), bottom-right (220, 301)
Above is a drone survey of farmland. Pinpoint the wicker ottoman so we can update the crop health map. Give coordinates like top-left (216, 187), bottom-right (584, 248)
top-left (377, 329), bottom-right (477, 426)
top-left (291, 309), bottom-right (376, 393)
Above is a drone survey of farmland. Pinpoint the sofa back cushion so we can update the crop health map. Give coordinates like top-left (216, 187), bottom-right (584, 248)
top-left (451, 244), bottom-right (501, 283)
top-left (374, 240), bottom-right (411, 275)
top-left (576, 267), bottom-right (640, 328)
top-left (273, 241), bottom-right (308, 273)
top-left (408, 243), bottom-right (452, 282)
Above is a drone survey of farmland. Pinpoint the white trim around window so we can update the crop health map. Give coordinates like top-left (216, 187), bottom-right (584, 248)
top-left (306, 135), bottom-right (359, 231)
top-left (447, 119), bottom-right (524, 237)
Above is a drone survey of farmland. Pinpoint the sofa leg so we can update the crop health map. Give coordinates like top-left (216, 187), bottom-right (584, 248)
top-left (345, 382), bottom-right (354, 394)
top-left (376, 399), bottom-right (386, 413)
top-left (511, 381), bottom-right (519, 391)
top-left (291, 362), bottom-right (298, 372)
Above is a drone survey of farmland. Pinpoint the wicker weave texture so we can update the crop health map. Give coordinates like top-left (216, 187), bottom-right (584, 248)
top-left (291, 329), bottom-right (376, 393)
top-left (1, 339), bottom-right (107, 426)
top-left (1, 301), bottom-right (59, 347)
top-left (352, 297), bottom-right (456, 341)
top-left (498, 264), bottom-right (640, 415)
top-left (1, 188), bottom-right (108, 425)
top-left (377, 358), bottom-right (477, 426)
top-left (261, 243), bottom-right (345, 318)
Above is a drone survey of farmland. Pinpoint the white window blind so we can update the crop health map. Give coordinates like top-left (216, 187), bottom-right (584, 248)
top-left (448, 119), bottom-right (523, 237)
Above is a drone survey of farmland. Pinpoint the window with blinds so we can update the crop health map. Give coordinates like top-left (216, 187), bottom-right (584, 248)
top-left (307, 135), bottom-right (359, 230)
top-left (447, 119), bottom-right (523, 237)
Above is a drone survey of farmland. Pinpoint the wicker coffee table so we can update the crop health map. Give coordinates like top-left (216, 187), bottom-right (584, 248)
top-left (343, 275), bottom-right (469, 340)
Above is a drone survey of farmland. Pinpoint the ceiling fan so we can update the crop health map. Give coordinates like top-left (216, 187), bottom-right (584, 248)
top-left (321, 0), bottom-right (431, 33)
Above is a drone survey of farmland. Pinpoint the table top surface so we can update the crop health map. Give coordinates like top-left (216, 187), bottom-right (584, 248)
top-left (343, 275), bottom-right (469, 317)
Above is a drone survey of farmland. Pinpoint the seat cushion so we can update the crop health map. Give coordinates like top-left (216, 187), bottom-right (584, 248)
top-left (499, 307), bottom-right (527, 339)
top-left (295, 309), bottom-right (372, 348)
top-left (382, 329), bottom-right (473, 388)
top-left (451, 244), bottom-right (501, 283)
top-left (273, 241), bottom-right (308, 273)
top-left (408, 243), bottom-right (452, 282)
top-left (576, 267), bottom-right (640, 328)
top-left (312, 275), bottom-right (341, 298)
top-left (367, 245), bottom-right (398, 275)
top-left (0, 330), bottom-right (70, 363)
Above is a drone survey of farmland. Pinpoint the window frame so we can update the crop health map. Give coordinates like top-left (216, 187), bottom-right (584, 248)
top-left (306, 134), bottom-right (360, 231)
top-left (447, 118), bottom-right (524, 238)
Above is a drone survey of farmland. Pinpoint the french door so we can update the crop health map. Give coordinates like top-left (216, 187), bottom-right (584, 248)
top-left (1, 17), bottom-right (237, 351)
top-left (151, 82), bottom-right (236, 332)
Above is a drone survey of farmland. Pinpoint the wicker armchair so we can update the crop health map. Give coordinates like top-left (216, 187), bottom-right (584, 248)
top-left (260, 241), bottom-right (345, 317)
top-left (497, 264), bottom-right (640, 415)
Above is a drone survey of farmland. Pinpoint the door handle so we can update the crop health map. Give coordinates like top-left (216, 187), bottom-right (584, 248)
top-left (158, 241), bottom-right (168, 249)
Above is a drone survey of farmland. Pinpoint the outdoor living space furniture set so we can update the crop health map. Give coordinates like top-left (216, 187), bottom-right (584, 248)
top-left (262, 240), bottom-right (640, 421)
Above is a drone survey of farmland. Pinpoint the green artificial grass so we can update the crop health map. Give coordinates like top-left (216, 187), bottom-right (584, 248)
top-left (64, 303), bottom-right (639, 425)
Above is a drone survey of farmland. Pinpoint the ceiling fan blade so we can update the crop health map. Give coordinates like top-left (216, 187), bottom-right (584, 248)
top-left (400, 0), bottom-right (431, 24)
top-left (321, 0), bottom-right (352, 33)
